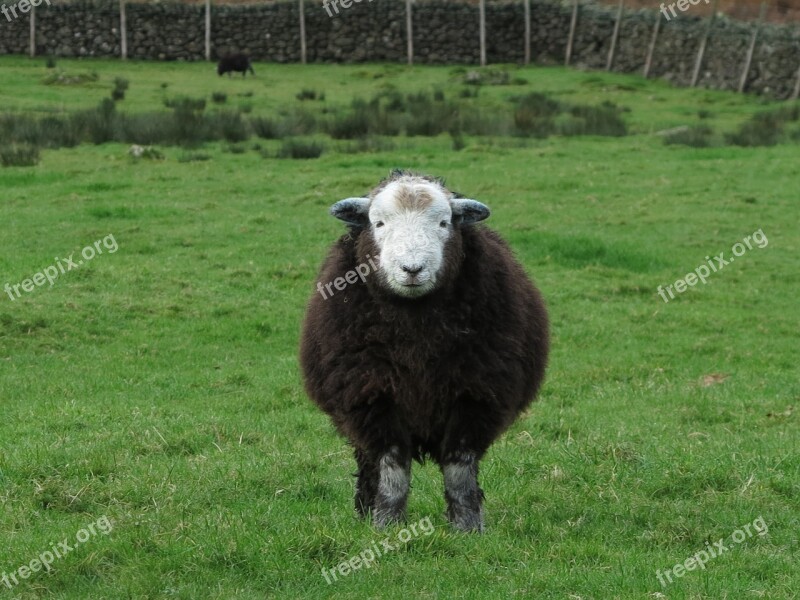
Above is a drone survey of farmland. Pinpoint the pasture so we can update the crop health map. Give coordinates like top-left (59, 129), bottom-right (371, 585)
top-left (0, 56), bottom-right (798, 599)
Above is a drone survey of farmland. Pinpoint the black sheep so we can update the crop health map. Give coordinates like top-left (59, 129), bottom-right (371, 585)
top-left (217, 54), bottom-right (255, 77)
top-left (300, 170), bottom-right (549, 532)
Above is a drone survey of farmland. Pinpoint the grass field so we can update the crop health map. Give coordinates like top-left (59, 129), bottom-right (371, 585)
top-left (0, 56), bottom-right (798, 599)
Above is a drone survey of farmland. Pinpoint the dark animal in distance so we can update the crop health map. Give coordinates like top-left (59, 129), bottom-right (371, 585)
top-left (217, 54), bottom-right (255, 77)
top-left (300, 170), bottom-right (550, 532)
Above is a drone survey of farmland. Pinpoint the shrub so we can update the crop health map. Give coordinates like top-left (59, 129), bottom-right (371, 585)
top-left (278, 139), bottom-right (324, 159)
top-left (513, 93), bottom-right (561, 138)
top-left (0, 144), bottom-right (40, 167)
top-left (560, 102), bottom-right (627, 137)
top-left (725, 106), bottom-right (798, 147)
top-left (296, 89), bottom-right (318, 101)
top-left (406, 95), bottom-right (458, 136)
top-left (664, 125), bottom-right (713, 147)
top-left (329, 108), bottom-right (370, 139)
top-left (209, 110), bottom-right (249, 143)
top-left (43, 70), bottom-right (99, 85)
top-left (178, 152), bottom-right (212, 163)
top-left (251, 116), bottom-right (282, 139)
top-left (212, 92), bottom-right (228, 104)
top-left (45, 57), bottom-right (57, 69)
top-left (111, 77), bottom-right (129, 102)
top-left (73, 98), bottom-right (117, 144)
top-left (340, 136), bottom-right (395, 154)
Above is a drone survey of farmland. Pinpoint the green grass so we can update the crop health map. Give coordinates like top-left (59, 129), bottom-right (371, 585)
top-left (0, 57), bottom-right (798, 599)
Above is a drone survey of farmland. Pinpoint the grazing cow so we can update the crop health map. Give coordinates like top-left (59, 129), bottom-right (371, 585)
top-left (217, 54), bottom-right (255, 78)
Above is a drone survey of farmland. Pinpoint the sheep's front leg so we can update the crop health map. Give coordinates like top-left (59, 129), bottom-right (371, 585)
top-left (372, 446), bottom-right (411, 528)
top-left (442, 450), bottom-right (485, 533)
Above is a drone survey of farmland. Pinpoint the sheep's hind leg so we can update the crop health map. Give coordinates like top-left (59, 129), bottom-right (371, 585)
top-left (442, 450), bottom-right (485, 533)
top-left (354, 448), bottom-right (379, 518)
top-left (372, 446), bottom-right (411, 528)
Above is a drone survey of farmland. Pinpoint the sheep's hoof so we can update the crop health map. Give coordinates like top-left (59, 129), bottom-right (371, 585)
top-left (372, 509), bottom-right (406, 529)
top-left (446, 507), bottom-right (484, 533)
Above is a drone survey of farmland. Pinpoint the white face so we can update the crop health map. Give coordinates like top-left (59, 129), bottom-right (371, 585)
top-left (369, 180), bottom-right (454, 298)
top-left (329, 174), bottom-right (490, 299)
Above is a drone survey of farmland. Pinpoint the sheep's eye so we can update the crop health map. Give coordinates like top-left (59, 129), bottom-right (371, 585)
top-left (374, 221), bottom-right (384, 228)
top-left (440, 220), bottom-right (449, 228)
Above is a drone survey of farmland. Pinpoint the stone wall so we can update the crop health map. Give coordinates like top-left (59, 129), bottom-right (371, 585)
top-left (0, 0), bottom-right (798, 97)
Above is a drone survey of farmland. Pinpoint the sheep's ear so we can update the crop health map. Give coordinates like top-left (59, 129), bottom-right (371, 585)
top-left (451, 198), bottom-right (490, 225)
top-left (330, 197), bottom-right (370, 227)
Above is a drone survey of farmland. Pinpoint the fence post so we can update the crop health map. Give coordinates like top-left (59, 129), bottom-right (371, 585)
top-left (205, 0), bottom-right (211, 61)
top-left (479, 0), bottom-right (486, 66)
top-left (792, 63), bottom-right (800, 100)
top-left (738, 2), bottom-right (767, 93)
top-left (691, 0), bottom-right (717, 87)
top-left (29, 5), bottom-right (35, 58)
top-left (523, 0), bottom-right (530, 65)
top-left (606, 0), bottom-right (623, 71)
top-left (298, 0), bottom-right (307, 64)
top-left (643, 14), bottom-right (660, 78)
top-left (565, 0), bottom-right (578, 66)
top-left (119, 0), bottom-right (127, 59)
top-left (406, 0), bottom-right (413, 65)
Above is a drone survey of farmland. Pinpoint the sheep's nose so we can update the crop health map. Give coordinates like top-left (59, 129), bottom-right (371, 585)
top-left (401, 264), bottom-right (423, 276)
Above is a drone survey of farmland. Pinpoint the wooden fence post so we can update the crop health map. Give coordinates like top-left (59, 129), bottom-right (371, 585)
top-left (205, 0), bottom-right (211, 61)
top-left (791, 63), bottom-right (800, 100)
top-left (299, 0), bottom-right (307, 64)
top-left (606, 0), bottom-right (623, 71)
top-left (479, 0), bottom-right (486, 66)
top-left (691, 0), bottom-right (717, 87)
top-left (119, 0), bottom-right (127, 59)
top-left (524, 0), bottom-right (530, 65)
top-left (406, 0), bottom-right (413, 65)
top-left (29, 5), bottom-right (35, 58)
top-left (565, 0), bottom-right (578, 66)
top-left (643, 14), bottom-right (660, 78)
top-left (738, 2), bottom-right (767, 93)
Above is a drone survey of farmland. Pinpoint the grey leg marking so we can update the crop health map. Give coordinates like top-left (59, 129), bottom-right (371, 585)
top-left (373, 446), bottom-right (411, 528)
top-left (442, 451), bottom-right (484, 532)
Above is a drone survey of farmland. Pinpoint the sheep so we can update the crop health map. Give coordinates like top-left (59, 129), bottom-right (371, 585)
top-left (299, 170), bottom-right (549, 532)
top-left (217, 54), bottom-right (255, 77)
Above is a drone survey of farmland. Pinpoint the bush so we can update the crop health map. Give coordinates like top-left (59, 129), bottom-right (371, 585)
top-left (43, 70), bottom-right (98, 85)
top-left (725, 106), bottom-right (798, 147)
top-left (212, 92), bottom-right (228, 104)
top-left (111, 76), bottom-right (129, 102)
top-left (178, 152), bottom-right (212, 163)
top-left (513, 93), bottom-right (561, 138)
top-left (296, 89), bottom-right (318, 101)
top-left (560, 102), bottom-right (627, 137)
top-left (251, 116), bottom-right (282, 139)
top-left (664, 125), bottom-right (713, 147)
top-left (340, 136), bottom-right (395, 154)
top-left (73, 98), bottom-right (117, 144)
top-left (329, 108), bottom-right (370, 139)
top-left (0, 144), bottom-right (40, 167)
top-left (406, 97), bottom-right (458, 136)
top-left (45, 57), bottom-right (57, 69)
top-left (278, 139), bottom-right (324, 159)
top-left (209, 110), bottom-right (249, 143)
